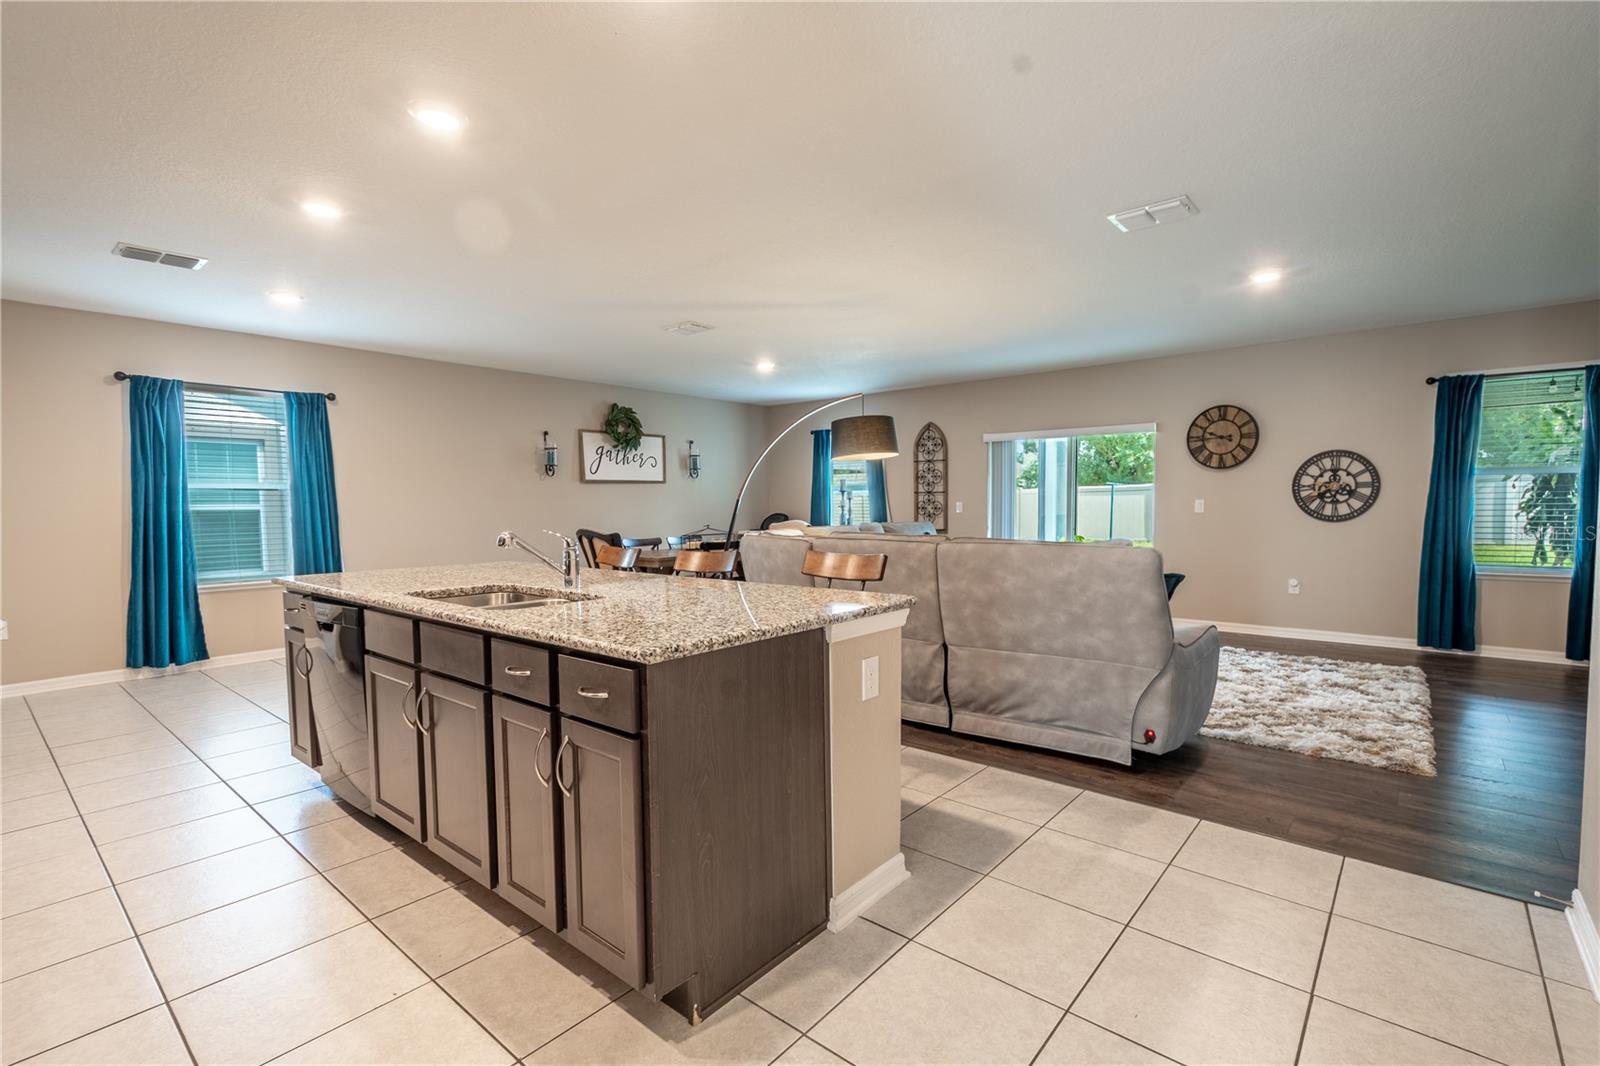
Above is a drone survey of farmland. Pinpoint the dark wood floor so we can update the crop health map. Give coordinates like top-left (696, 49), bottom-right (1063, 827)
top-left (902, 633), bottom-right (1590, 905)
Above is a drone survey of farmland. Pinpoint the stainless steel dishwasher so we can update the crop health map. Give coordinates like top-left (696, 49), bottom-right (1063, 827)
top-left (299, 602), bottom-right (372, 813)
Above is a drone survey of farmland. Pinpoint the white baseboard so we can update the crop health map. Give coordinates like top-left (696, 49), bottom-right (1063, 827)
top-left (828, 852), bottom-right (909, 932)
top-left (1569, 889), bottom-right (1600, 1002)
top-left (1, 648), bottom-right (283, 698)
top-left (1173, 618), bottom-right (1578, 666)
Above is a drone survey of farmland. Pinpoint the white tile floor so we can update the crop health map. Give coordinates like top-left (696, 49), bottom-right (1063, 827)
top-left (1, 671), bottom-right (1596, 1065)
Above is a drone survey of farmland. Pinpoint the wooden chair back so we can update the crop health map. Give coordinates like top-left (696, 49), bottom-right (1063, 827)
top-left (673, 549), bottom-right (739, 577)
top-left (801, 550), bottom-right (888, 588)
top-left (595, 544), bottom-right (640, 571)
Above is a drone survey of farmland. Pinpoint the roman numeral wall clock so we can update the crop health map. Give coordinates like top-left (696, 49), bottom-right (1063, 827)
top-left (1293, 449), bottom-right (1381, 522)
top-left (1187, 405), bottom-right (1259, 469)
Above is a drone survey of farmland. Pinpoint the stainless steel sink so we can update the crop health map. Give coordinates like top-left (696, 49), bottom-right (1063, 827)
top-left (410, 587), bottom-right (592, 610)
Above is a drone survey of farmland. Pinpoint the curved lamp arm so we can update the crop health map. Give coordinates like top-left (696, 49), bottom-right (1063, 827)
top-left (725, 393), bottom-right (862, 545)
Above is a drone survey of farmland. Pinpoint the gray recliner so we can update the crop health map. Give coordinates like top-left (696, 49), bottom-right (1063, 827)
top-left (738, 531), bottom-right (1218, 763)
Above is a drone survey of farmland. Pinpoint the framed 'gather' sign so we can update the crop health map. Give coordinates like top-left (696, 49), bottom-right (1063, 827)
top-left (579, 431), bottom-right (666, 483)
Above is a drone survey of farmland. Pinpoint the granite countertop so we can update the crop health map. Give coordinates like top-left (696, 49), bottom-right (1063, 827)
top-left (277, 562), bottom-right (915, 664)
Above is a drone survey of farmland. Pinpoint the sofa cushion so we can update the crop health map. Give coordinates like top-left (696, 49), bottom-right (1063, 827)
top-left (883, 521), bottom-right (938, 536)
top-left (738, 533), bottom-right (817, 587)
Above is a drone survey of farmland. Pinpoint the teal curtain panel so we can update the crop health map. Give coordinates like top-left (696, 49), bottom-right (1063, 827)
top-left (1566, 365), bottom-right (1599, 660)
top-left (1417, 374), bottom-right (1484, 651)
top-left (126, 375), bottom-right (209, 667)
top-left (285, 391), bottom-right (343, 574)
top-left (809, 429), bottom-right (832, 526)
top-left (865, 459), bottom-right (889, 523)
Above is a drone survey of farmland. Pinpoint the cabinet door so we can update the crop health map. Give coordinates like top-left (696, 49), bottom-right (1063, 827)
top-left (366, 655), bottom-right (424, 843)
top-left (419, 673), bottom-right (495, 887)
top-left (492, 697), bottom-right (560, 929)
top-left (559, 717), bottom-right (645, 987)
top-left (285, 628), bottom-right (317, 768)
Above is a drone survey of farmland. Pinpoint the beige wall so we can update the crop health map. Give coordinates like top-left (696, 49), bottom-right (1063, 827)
top-left (763, 301), bottom-right (1599, 654)
top-left (1, 300), bottom-right (766, 684)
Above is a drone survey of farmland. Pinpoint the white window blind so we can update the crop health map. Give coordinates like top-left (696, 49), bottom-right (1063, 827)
top-left (182, 386), bottom-right (293, 584)
top-left (1472, 371), bottom-right (1584, 571)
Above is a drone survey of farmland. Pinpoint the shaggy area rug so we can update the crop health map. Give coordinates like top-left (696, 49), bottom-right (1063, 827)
top-left (1201, 646), bottom-right (1436, 776)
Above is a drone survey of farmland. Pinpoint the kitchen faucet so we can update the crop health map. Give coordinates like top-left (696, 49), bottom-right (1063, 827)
top-left (495, 530), bottom-right (581, 590)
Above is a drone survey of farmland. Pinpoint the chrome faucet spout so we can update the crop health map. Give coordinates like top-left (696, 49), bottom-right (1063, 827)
top-left (494, 529), bottom-right (581, 590)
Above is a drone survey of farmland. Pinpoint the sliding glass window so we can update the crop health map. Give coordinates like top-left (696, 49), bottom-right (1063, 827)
top-left (987, 425), bottom-right (1155, 543)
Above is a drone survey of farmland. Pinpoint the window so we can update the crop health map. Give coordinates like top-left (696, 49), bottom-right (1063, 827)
top-left (182, 387), bottom-right (293, 584)
top-left (830, 458), bottom-right (871, 524)
top-left (1473, 371), bottom-right (1585, 571)
top-left (986, 425), bottom-right (1155, 543)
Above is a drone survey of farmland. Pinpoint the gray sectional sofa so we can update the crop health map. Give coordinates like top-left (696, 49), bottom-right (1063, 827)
top-left (740, 530), bottom-right (1219, 764)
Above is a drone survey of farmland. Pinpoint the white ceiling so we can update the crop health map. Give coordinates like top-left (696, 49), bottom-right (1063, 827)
top-left (3, 3), bottom-right (1596, 404)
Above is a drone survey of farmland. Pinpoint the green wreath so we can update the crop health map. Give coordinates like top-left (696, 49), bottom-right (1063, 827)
top-left (602, 403), bottom-right (644, 453)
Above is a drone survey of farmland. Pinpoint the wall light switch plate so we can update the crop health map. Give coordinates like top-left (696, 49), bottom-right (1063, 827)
top-left (1288, 578), bottom-right (1301, 595)
top-left (861, 655), bottom-right (880, 701)
top-left (954, 501), bottom-right (964, 514)
top-left (1194, 499), bottom-right (1205, 513)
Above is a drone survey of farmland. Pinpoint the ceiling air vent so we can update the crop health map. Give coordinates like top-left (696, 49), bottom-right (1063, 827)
top-left (112, 242), bottom-right (208, 270)
top-left (1106, 195), bottom-right (1198, 233)
top-left (662, 320), bottom-right (715, 336)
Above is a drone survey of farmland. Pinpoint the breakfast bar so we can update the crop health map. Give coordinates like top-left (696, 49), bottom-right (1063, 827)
top-left (277, 562), bottom-right (912, 1023)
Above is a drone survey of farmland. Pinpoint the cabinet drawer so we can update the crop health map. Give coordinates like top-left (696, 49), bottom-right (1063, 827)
top-left (366, 610), bottom-right (416, 663)
top-left (558, 656), bottom-right (640, 734)
top-left (283, 592), bottom-right (310, 631)
top-left (491, 640), bottom-right (553, 706)
top-left (420, 623), bottom-right (487, 685)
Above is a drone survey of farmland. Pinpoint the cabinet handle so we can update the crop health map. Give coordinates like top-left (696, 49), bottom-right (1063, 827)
top-left (555, 736), bottom-right (574, 796)
top-left (503, 665), bottom-right (533, 678)
top-left (576, 686), bottom-right (610, 700)
top-left (415, 687), bottom-right (433, 735)
top-left (532, 728), bottom-right (551, 788)
top-left (294, 646), bottom-right (314, 678)
top-left (400, 681), bottom-right (419, 732)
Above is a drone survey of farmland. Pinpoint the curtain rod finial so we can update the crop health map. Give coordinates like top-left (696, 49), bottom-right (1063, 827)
top-left (113, 371), bottom-right (130, 381)
top-left (1426, 377), bottom-right (1440, 385)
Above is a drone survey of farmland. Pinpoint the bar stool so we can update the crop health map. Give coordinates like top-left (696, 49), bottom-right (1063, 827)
top-left (672, 549), bottom-right (739, 578)
top-left (801, 550), bottom-right (888, 589)
top-left (595, 544), bottom-right (641, 572)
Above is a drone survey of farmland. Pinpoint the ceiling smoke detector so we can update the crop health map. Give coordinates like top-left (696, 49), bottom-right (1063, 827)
top-left (112, 242), bottom-right (208, 270)
top-left (1106, 195), bottom-right (1198, 234)
top-left (662, 320), bottom-right (715, 336)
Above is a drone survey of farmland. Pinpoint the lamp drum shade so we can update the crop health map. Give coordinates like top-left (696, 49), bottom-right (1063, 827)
top-left (830, 414), bottom-right (899, 460)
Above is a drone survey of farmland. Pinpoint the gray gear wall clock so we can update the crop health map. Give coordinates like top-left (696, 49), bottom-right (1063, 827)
top-left (1293, 449), bottom-right (1380, 521)
top-left (914, 422), bottom-right (947, 532)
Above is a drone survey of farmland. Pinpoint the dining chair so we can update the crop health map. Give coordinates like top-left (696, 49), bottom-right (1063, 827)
top-left (575, 528), bottom-right (620, 568)
top-left (621, 536), bottom-right (663, 550)
top-left (595, 544), bottom-right (641, 571)
top-left (672, 549), bottom-right (739, 578)
top-left (801, 550), bottom-right (888, 589)
top-left (759, 512), bottom-right (791, 530)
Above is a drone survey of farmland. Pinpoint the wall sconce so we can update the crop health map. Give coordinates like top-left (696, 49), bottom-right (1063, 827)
top-left (687, 439), bottom-right (701, 480)
top-left (542, 431), bottom-right (559, 477)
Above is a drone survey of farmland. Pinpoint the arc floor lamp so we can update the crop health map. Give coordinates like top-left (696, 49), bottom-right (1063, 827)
top-left (724, 393), bottom-right (899, 544)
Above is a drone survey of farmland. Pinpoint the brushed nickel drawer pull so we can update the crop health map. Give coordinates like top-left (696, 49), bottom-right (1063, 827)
top-left (532, 728), bottom-right (551, 788)
top-left (576, 686), bottom-right (610, 700)
top-left (503, 665), bottom-right (533, 677)
top-left (555, 736), bottom-right (574, 796)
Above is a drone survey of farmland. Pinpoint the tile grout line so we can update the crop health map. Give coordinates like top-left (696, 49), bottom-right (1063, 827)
top-left (1292, 857), bottom-right (1344, 1065)
top-left (16, 692), bottom-right (202, 1066)
top-left (111, 679), bottom-right (526, 1066)
top-left (1525, 902), bottom-right (1569, 1066)
top-left (1028, 818), bottom-right (1201, 1066)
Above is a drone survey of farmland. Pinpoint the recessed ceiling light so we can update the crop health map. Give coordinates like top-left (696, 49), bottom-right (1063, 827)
top-left (267, 290), bottom-right (305, 307)
top-left (299, 199), bottom-right (344, 221)
top-left (1248, 268), bottom-right (1284, 286)
top-left (755, 357), bottom-right (777, 374)
top-left (407, 102), bottom-right (466, 133)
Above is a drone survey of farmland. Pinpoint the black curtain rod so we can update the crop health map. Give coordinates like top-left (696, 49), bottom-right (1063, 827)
top-left (112, 371), bottom-right (335, 402)
top-left (1426, 363), bottom-right (1587, 386)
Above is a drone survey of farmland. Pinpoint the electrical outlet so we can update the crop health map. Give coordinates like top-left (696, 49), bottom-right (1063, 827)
top-left (1287, 578), bottom-right (1301, 595)
top-left (954, 501), bottom-right (964, 514)
top-left (861, 655), bottom-right (880, 701)
top-left (1194, 499), bottom-right (1205, 513)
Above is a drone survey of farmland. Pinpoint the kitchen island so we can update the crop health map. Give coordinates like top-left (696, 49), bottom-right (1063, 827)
top-left (278, 562), bottom-right (912, 1023)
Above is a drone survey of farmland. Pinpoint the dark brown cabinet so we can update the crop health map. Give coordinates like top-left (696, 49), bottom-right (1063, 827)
top-left (284, 628), bottom-right (317, 768)
top-left (419, 673), bottom-right (495, 886)
top-left (558, 716), bottom-right (646, 988)
top-left (492, 697), bottom-right (561, 929)
top-left (365, 654), bottom-right (425, 843)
